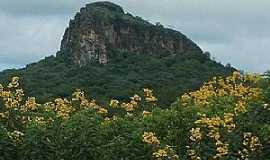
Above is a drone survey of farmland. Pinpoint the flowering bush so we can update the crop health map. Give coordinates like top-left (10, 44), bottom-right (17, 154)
top-left (0, 72), bottom-right (270, 159)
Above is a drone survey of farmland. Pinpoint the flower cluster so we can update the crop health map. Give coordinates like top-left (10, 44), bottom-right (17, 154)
top-left (142, 132), bottom-right (179, 159)
top-left (153, 148), bottom-right (168, 159)
top-left (223, 113), bottom-right (236, 132)
top-left (243, 132), bottom-right (262, 152)
top-left (153, 145), bottom-right (179, 160)
top-left (181, 72), bottom-right (262, 108)
top-left (72, 89), bottom-right (85, 101)
top-left (0, 111), bottom-right (8, 119)
top-left (143, 88), bottom-right (158, 103)
top-left (109, 99), bottom-right (120, 108)
top-left (72, 90), bottom-right (100, 109)
top-left (97, 108), bottom-right (108, 115)
top-left (213, 140), bottom-right (229, 159)
top-left (72, 89), bottom-right (109, 116)
top-left (186, 146), bottom-right (201, 160)
top-left (190, 128), bottom-right (202, 142)
top-left (54, 98), bottom-right (75, 119)
top-left (1, 87), bottom-right (21, 109)
top-left (121, 94), bottom-right (142, 112)
top-left (238, 132), bottom-right (262, 159)
top-left (4, 96), bottom-right (19, 109)
top-left (183, 72), bottom-right (265, 159)
top-left (193, 115), bottom-right (232, 159)
top-left (142, 132), bottom-right (160, 145)
top-left (7, 130), bottom-right (24, 144)
top-left (195, 116), bottom-right (223, 129)
top-left (8, 77), bottom-right (20, 88)
top-left (22, 97), bottom-right (39, 111)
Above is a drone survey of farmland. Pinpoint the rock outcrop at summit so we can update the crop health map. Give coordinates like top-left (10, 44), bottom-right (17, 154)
top-left (60, 1), bottom-right (202, 66)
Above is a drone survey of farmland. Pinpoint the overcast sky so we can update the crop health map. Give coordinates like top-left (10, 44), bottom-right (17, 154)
top-left (0, 0), bottom-right (269, 73)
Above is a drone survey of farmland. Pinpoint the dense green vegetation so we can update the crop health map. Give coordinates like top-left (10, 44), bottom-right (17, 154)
top-left (0, 50), bottom-right (232, 106)
top-left (0, 72), bottom-right (270, 159)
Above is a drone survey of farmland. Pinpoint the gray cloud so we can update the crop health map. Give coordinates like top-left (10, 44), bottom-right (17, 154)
top-left (0, 13), bottom-right (68, 66)
top-left (0, 0), bottom-right (269, 73)
top-left (0, 0), bottom-right (85, 16)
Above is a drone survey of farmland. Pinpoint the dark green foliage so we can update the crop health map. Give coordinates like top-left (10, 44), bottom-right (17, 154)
top-left (16, 109), bottom-right (152, 160)
top-left (0, 50), bottom-right (233, 106)
top-left (0, 125), bottom-right (18, 160)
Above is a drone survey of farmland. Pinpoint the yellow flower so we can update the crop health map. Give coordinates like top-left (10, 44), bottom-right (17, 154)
top-left (187, 146), bottom-right (201, 160)
top-left (7, 130), bottom-right (24, 144)
top-left (23, 97), bottom-right (39, 111)
top-left (195, 116), bottom-right (223, 129)
top-left (120, 94), bottom-right (143, 112)
top-left (214, 142), bottom-right (229, 159)
top-left (142, 110), bottom-right (152, 118)
top-left (235, 101), bottom-right (247, 114)
top-left (153, 149), bottom-right (167, 159)
top-left (223, 113), bottom-right (236, 132)
top-left (238, 148), bottom-right (249, 160)
top-left (190, 128), bottom-right (202, 142)
top-left (8, 77), bottom-right (20, 88)
top-left (143, 88), bottom-right (158, 103)
top-left (72, 89), bottom-right (85, 101)
top-left (89, 100), bottom-right (100, 109)
top-left (54, 98), bottom-right (75, 119)
top-left (142, 132), bottom-right (160, 145)
top-left (5, 98), bottom-right (19, 109)
top-left (131, 94), bottom-right (142, 102)
top-left (181, 93), bottom-right (191, 106)
top-left (207, 130), bottom-right (221, 141)
top-left (0, 112), bottom-right (8, 119)
top-left (121, 102), bottom-right (134, 112)
top-left (130, 99), bottom-right (138, 107)
top-left (180, 72), bottom-right (262, 108)
top-left (15, 89), bottom-right (24, 102)
top-left (109, 99), bottom-right (119, 108)
top-left (232, 71), bottom-right (241, 80)
top-left (145, 97), bottom-right (158, 103)
top-left (97, 108), bottom-right (108, 115)
top-left (243, 132), bottom-right (262, 152)
top-left (143, 88), bottom-right (153, 97)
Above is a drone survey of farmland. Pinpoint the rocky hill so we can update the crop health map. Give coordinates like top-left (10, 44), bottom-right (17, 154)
top-left (60, 2), bottom-right (201, 66)
top-left (0, 2), bottom-right (234, 105)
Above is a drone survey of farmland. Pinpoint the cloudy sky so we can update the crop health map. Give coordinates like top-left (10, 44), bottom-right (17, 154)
top-left (0, 0), bottom-right (269, 73)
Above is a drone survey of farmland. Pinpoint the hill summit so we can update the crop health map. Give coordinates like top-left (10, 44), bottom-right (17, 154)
top-left (0, 2), bottom-right (233, 105)
top-left (60, 1), bottom-right (202, 66)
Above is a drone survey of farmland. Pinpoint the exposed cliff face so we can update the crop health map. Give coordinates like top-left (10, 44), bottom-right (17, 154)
top-left (60, 1), bottom-right (202, 65)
